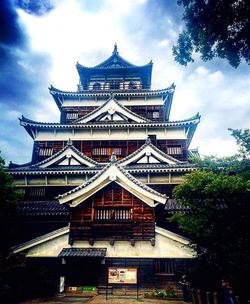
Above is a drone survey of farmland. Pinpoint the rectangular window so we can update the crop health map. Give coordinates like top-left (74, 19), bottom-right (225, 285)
top-left (39, 148), bottom-right (53, 157)
top-left (30, 187), bottom-right (46, 197)
top-left (66, 113), bottom-right (78, 120)
top-left (154, 259), bottom-right (176, 275)
top-left (94, 208), bottom-right (132, 221)
top-left (152, 111), bottom-right (159, 119)
top-left (92, 148), bottom-right (122, 156)
top-left (167, 146), bottom-right (182, 155)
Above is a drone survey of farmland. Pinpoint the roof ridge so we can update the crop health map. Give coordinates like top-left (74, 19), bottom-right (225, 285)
top-left (73, 94), bottom-right (150, 123)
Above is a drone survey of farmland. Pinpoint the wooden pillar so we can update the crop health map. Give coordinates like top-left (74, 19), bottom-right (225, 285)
top-left (206, 291), bottom-right (211, 304)
top-left (59, 257), bottom-right (66, 293)
top-left (198, 289), bottom-right (203, 304)
top-left (213, 291), bottom-right (218, 304)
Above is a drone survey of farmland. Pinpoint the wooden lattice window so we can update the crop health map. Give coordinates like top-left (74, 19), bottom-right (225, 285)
top-left (152, 111), bottom-right (159, 118)
top-left (154, 259), bottom-right (176, 275)
top-left (39, 148), bottom-right (53, 157)
top-left (167, 146), bottom-right (182, 155)
top-left (92, 147), bottom-right (122, 156)
top-left (94, 208), bottom-right (132, 221)
top-left (66, 112), bottom-right (78, 120)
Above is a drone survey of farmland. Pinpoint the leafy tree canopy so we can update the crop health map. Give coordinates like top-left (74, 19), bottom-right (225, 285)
top-left (0, 152), bottom-right (23, 255)
top-left (0, 153), bottom-right (23, 215)
top-left (173, 0), bottom-right (250, 68)
top-left (170, 129), bottom-right (250, 296)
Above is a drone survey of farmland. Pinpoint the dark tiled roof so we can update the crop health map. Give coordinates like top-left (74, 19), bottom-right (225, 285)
top-left (16, 201), bottom-right (70, 216)
top-left (59, 248), bottom-right (107, 257)
top-left (20, 113), bottom-right (200, 128)
top-left (188, 148), bottom-right (200, 159)
top-left (165, 199), bottom-right (189, 212)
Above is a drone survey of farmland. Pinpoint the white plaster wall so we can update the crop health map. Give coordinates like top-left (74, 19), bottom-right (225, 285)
top-left (26, 229), bottom-right (194, 259)
top-left (35, 128), bottom-right (187, 141)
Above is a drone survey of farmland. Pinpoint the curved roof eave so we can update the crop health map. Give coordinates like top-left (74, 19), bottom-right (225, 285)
top-left (19, 113), bottom-right (200, 129)
top-left (49, 84), bottom-right (174, 98)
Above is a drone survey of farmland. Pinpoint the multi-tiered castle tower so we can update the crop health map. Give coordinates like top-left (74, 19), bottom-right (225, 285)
top-left (9, 45), bottom-right (200, 291)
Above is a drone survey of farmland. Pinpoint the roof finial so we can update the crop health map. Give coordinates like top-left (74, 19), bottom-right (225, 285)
top-left (67, 138), bottom-right (72, 146)
top-left (113, 43), bottom-right (119, 55)
top-left (146, 137), bottom-right (151, 144)
top-left (110, 152), bottom-right (117, 163)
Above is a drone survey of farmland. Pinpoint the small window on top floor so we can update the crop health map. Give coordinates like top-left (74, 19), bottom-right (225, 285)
top-left (110, 80), bottom-right (120, 90)
top-left (152, 111), bottom-right (159, 119)
top-left (29, 187), bottom-right (46, 197)
top-left (93, 82), bottom-right (101, 90)
top-left (92, 147), bottom-right (122, 156)
top-left (128, 81), bottom-right (137, 90)
top-left (39, 148), bottom-right (53, 157)
top-left (66, 112), bottom-right (78, 120)
top-left (94, 208), bottom-right (132, 221)
top-left (167, 146), bottom-right (182, 155)
top-left (154, 259), bottom-right (176, 275)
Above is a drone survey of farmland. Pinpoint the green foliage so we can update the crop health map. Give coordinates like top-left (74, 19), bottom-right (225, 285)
top-left (173, 0), bottom-right (250, 67)
top-left (0, 154), bottom-right (23, 216)
top-left (171, 170), bottom-right (250, 296)
top-left (145, 286), bottom-right (178, 299)
top-left (229, 128), bottom-right (250, 158)
top-left (0, 152), bottom-right (24, 254)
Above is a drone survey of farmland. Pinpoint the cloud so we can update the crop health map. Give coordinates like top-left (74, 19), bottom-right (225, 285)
top-left (0, 0), bottom-right (249, 164)
top-left (0, 0), bottom-right (53, 163)
top-left (16, 0), bottom-right (54, 16)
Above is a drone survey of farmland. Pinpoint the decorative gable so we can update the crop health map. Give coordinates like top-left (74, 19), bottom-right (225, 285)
top-left (119, 138), bottom-right (184, 166)
top-left (33, 141), bottom-right (98, 168)
top-left (75, 95), bottom-right (149, 124)
top-left (58, 162), bottom-right (167, 208)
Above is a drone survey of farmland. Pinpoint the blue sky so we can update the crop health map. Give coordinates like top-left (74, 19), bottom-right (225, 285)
top-left (0, 0), bottom-right (250, 164)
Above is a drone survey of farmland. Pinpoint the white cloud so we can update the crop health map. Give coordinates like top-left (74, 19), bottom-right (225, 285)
top-left (3, 0), bottom-right (249, 163)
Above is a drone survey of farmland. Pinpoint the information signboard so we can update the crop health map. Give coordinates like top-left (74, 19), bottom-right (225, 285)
top-left (108, 267), bottom-right (137, 284)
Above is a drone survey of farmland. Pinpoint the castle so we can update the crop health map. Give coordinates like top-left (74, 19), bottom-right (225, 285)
top-left (8, 45), bottom-right (200, 292)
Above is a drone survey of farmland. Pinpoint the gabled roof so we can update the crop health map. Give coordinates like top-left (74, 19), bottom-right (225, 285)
top-left (49, 85), bottom-right (175, 114)
top-left (76, 44), bottom-right (152, 70)
top-left (119, 138), bottom-right (184, 166)
top-left (76, 45), bottom-right (153, 91)
top-left (12, 226), bottom-right (70, 254)
top-left (32, 140), bottom-right (98, 168)
top-left (74, 94), bottom-right (150, 124)
top-left (59, 248), bottom-right (107, 257)
top-left (58, 161), bottom-right (167, 208)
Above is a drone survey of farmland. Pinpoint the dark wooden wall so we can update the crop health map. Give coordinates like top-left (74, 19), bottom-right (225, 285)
top-left (32, 139), bottom-right (187, 163)
top-left (69, 182), bottom-right (155, 242)
top-left (61, 105), bottom-right (164, 124)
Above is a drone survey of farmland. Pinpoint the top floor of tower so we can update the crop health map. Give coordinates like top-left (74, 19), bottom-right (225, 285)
top-left (76, 44), bottom-right (153, 91)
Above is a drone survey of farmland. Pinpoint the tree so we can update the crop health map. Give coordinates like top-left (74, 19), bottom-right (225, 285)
top-left (229, 128), bottom-right (250, 158)
top-left (173, 0), bottom-right (250, 68)
top-left (0, 152), bottom-right (23, 255)
top-left (170, 129), bottom-right (250, 301)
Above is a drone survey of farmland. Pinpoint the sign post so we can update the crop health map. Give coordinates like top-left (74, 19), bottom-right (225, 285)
top-left (107, 267), bottom-right (138, 299)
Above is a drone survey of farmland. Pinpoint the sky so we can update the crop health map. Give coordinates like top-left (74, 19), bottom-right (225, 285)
top-left (0, 0), bottom-right (250, 164)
